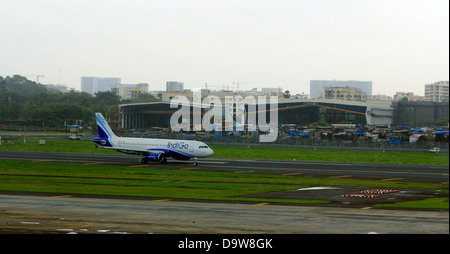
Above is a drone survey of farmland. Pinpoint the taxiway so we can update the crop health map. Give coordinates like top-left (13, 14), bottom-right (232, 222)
top-left (0, 194), bottom-right (448, 234)
top-left (1, 150), bottom-right (448, 234)
top-left (0, 150), bottom-right (448, 184)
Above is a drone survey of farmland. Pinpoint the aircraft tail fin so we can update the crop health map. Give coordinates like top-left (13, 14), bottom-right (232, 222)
top-left (225, 108), bottom-right (244, 130)
top-left (95, 113), bottom-right (117, 139)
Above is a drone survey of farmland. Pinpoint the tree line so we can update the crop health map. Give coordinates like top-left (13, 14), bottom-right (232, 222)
top-left (0, 75), bottom-right (159, 129)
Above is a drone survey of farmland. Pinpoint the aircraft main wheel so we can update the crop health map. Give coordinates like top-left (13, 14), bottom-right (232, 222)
top-left (141, 158), bottom-right (148, 164)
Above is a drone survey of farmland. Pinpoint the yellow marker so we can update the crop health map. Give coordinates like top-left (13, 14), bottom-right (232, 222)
top-left (84, 162), bottom-right (103, 165)
top-left (282, 173), bottom-right (303, 176)
top-left (330, 175), bottom-right (352, 179)
top-left (153, 199), bottom-right (170, 202)
top-left (381, 178), bottom-right (404, 181)
top-left (235, 170), bottom-right (255, 173)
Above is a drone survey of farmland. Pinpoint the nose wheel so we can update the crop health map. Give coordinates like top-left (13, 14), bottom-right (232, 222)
top-left (193, 157), bottom-right (198, 166)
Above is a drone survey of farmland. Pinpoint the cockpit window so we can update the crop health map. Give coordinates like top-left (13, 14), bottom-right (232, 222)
top-left (199, 146), bottom-right (209, 149)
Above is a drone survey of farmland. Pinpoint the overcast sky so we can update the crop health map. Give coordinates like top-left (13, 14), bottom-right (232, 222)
top-left (1, 0), bottom-right (448, 96)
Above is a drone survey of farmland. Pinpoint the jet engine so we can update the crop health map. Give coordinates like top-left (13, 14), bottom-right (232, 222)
top-left (142, 153), bottom-right (167, 164)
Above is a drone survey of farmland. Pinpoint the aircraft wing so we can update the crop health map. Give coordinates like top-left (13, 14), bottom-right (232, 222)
top-left (104, 146), bottom-right (165, 155)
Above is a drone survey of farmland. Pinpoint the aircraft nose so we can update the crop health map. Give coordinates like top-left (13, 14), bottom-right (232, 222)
top-left (207, 148), bottom-right (214, 157)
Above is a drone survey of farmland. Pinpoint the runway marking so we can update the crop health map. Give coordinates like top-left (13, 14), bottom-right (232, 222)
top-left (153, 199), bottom-right (170, 202)
top-left (20, 221), bottom-right (40, 225)
top-left (31, 159), bottom-right (52, 162)
top-left (361, 207), bottom-right (373, 210)
top-left (52, 195), bottom-right (72, 198)
top-left (84, 162), bottom-right (103, 165)
top-left (200, 161), bottom-right (228, 164)
top-left (129, 165), bottom-right (148, 168)
top-left (256, 203), bottom-right (269, 206)
top-left (282, 173), bottom-right (303, 176)
top-left (235, 170), bottom-right (255, 173)
top-left (441, 181), bottom-right (449, 185)
top-left (58, 218), bottom-right (94, 229)
top-left (330, 175), bottom-right (352, 179)
top-left (381, 177), bottom-right (404, 181)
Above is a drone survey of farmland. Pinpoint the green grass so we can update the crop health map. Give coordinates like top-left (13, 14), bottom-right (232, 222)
top-left (0, 160), bottom-right (325, 204)
top-left (375, 198), bottom-right (449, 210)
top-left (1, 138), bottom-right (448, 165)
top-left (0, 138), bottom-right (117, 154)
top-left (0, 160), bottom-right (447, 207)
top-left (0, 139), bottom-right (448, 209)
top-left (0, 130), bottom-right (64, 134)
top-left (211, 145), bottom-right (449, 165)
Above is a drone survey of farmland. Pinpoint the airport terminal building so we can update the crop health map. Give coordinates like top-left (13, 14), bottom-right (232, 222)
top-left (118, 99), bottom-right (393, 131)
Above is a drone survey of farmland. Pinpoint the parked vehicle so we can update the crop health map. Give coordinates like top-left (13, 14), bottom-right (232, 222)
top-left (429, 147), bottom-right (440, 153)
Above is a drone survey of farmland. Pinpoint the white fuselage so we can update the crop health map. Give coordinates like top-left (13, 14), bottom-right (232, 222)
top-left (110, 137), bottom-right (214, 158)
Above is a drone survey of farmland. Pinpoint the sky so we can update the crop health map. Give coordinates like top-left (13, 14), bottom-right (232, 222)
top-left (1, 0), bottom-right (448, 96)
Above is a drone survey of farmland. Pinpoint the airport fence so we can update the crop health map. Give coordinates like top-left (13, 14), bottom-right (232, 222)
top-left (127, 132), bottom-right (449, 153)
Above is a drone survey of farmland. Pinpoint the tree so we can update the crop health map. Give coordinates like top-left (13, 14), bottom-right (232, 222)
top-left (123, 93), bottom-right (161, 104)
top-left (283, 90), bottom-right (291, 99)
top-left (310, 119), bottom-right (330, 127)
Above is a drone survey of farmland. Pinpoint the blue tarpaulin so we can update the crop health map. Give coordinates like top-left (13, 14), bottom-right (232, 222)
top-left (389, 138), bottom-right (402, 144)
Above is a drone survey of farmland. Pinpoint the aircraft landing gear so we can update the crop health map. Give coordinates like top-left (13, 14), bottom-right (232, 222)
top-left (161, 155), bottom-right (167, 164)
top-left (193, 157), bottom-right (198, 166)
top-left (141, 158), bottom-right (148, 164)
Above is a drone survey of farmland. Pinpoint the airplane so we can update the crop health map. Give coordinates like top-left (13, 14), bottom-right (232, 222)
top-left (92, 113), bottom-right (214, 165)
top-left (224, 108), bottom-right (245, 131)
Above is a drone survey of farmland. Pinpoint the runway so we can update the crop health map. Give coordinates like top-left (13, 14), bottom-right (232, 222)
top-left (0, 194), bottom-right (448, 234)
top-left (0, 150), bottom-right (448, 184)
top-left (0, 150), bottom-right (448, 234)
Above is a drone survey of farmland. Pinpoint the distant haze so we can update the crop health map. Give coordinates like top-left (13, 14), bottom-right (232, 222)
top-left (1, 0), bottom-right (448, 96)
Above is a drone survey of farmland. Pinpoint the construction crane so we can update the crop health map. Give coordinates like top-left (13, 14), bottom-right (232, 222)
top-left (233, 81), bottom-right (262, 92)
top-left (205, 81), bottom-right (264, 92)
top-left (21, 74), bottom-right (45, 83)
top-left (36, 75), bottom-right (45, 83)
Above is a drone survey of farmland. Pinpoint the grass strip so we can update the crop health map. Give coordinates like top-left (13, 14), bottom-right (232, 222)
top-left (0, 161), bottom-right (448, 208)
top-left (210, 145), bottom-right (449, 165)
top-left (0, 161), bottom-right (326, 204)
top-left (0, 161), bottom-right (445, 189)
top-left (374, 197), bottom-right (449, 210)
top-left (1, 139), bottom-right (448, 165)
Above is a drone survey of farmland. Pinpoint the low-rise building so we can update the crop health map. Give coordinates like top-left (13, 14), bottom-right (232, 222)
top-left (393, 92), bottom-right (425, 102)
top-left (324, 86), bottom-right (367, 101)
top-left (109, 83), bottom-right (149, 100)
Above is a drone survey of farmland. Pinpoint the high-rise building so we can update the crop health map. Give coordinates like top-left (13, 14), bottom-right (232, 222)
top-left (310, 80), bottom-right (372, 99)
top-left (166, 81), bottom-right (184, 92)
top-left (81, 77), bottom-right (121, 95)
top-left (425, 81), bottom-right (449, 102)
